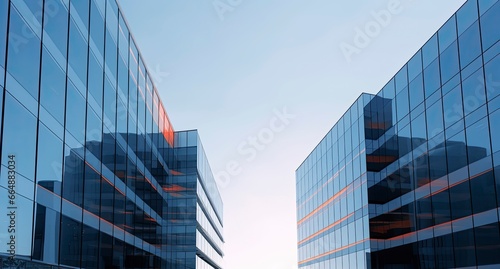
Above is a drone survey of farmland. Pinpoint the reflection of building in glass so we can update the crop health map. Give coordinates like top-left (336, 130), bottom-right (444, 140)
top-left (296, 0), bottom-right (500, 268)
top-left (0, 0), bottom-right (223, 268)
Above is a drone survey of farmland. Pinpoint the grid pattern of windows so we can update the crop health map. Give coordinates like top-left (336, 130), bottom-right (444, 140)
top-left (296, 0), bottom-right (500, 268)
top-left (0, 1), bottom-right (222, 269)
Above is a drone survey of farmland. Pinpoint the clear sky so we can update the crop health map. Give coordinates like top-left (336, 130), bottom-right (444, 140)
top-left (118, 1), bottom-right (466, 268)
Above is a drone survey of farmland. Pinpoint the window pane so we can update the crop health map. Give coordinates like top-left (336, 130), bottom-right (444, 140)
top-left (396, 88), bottom-right (409, 122)
top-left (423, 58), bottom-right (441, 97)
top-left (36, 123), bottom-right (63, 195)
top-left (1, 93), bottom-right (37, 180)
top-left (480, 2), bottom-right (500, 51)
top-left (88, 51), bottom-right (103, 109)
top-left (474, 223), bottom-right (500, 266)
top-left (395, 66), bottom-right (408, 94)
top-left (65, 81), bottom-right (86, 144)
top-left (443, 85), bottom-right (463, 128)
top-left (68, 19), bottom-right (88, 88)
top-left (466, 117), bottom-right (491, 163)
top-left (422, 34), bottom-right (438, 68)
top-left (440, 41), bottom-right (460, 84)
top-left (409, 74), bottom-right (424, 110)
top-left (7, 5), bottom-right (41, 99)
top-left (411, 112), bottom-right (427, 149)
top-left (485, 54), bottom-right (500, 101)
top-left (456, 0), bottom-right (478, 35)
top-left (447, 130), bottom-right (468, 173)
top-left (33, 204), bottom-right (60, 264)
top-left (458, 21), bottom-right (481, 68)
top-left (43, 0), bottom-right (69, 57)
top-left (426, 100), bottom-right (444, 138)
top-left (71, 0), bottom-right (89, 30)
top-left (462, 68), bottom-right (486, 115)
top-left (490, 110), bottom-right (500, 153)
top-left (59, 215), bottom-right (82, 267)
top-left (0, 0), bottom-right (8, 68)
top-left (90, 0), bottom-right (105, 59)
top-left (453, 229), bottom-right (476, 267)
top-left (470, 170), bottom-right (496, 214)
top-left (438, 15), bottom-right (457, 53)
top-left (62, 145), bottom-right (85, 207)
top-left (40, 47), bottom-right (66, 125)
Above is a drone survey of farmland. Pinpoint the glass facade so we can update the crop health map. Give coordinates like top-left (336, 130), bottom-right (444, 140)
top-left (296, 0), bottom-right (500, 268)
top-left (0, 1), bottom-right (223, 268)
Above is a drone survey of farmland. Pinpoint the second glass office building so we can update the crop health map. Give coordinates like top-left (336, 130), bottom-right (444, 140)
top-left (296, 0), bottom-right (500, 268)
top-left (0, 0), bottom-right (224, 268)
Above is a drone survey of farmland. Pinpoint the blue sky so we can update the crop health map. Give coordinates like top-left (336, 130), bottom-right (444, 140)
top-left (118, 1), bottom-right (466, 268)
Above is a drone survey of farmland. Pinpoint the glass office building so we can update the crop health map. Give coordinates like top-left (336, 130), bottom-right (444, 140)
top-left (296, 0), bottom-right (500, 268)
top-left (0, 0), bottom-right (224, 268)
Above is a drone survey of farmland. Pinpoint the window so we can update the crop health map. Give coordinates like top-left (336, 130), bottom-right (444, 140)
top-left (396, 88), bottom-right (409, 122)
top-left (462, 68), bottom-right (486, 115)
top-left (422, 34), bottom-right (438, 68)
top-left (395, 66), bottom-right (408, 94)
top-left (411, 112), bottom-right (427, 149)
top-left (71, 0), bottom-right (89, 30)
top-left (33, 204), bottom-right (60, 264)
top-left (59, 216), bottom-right (82, 267)
top-left (426, 100), bottom-right (444, 138)
top-left (36, 123), bottom-right (63, 194)
top-left (440, 41), bottom-right (460, 84)
top-left (470, 170), bottom-right (497, 214)
top-left (1, 93), bottom-right (37, 180)
top-left (423, 58), bottom-right (441, 97)
top-left (7, 5), bottom-right (41, 100)
top-left (438, 15), bottom-right (457, 53)
top-left (453, 229), bottom-right (476, 267)
top-left (447, 130), bottom-right (468, 173)
top-left (408, 51), bottom-right (422, 82)
top-left (0, 0), bottom-right (8, 68)
top-left (466, 117), bottom-right (491, 163)
top-left (474, 223), bottom-right (500, 266)
top-left (88, 51), bottom-right (104, 110)
top-left (485, 54), bottom-right (500, 101)
top-left (40, 47), bottom-right (66, 125)
top-left (103, 78), bottom-right (117, 130)
top-left (490, 110), bottom-right (500, 154)
top-left (458, 21), bottom-right (481, 68)
top-left (65, 81), bottom-right (86, 144)
top-left (480, 2), bottom-right (500, 51)
top-left (68, 19), bottom-right (88, 89)
top-left (456, 0), bottom-right (478, 35)
top-left (443, 85), bottom-right (463, 128)
top-left (409, 74), bottom-right (424, 110)
top-left (90, 0), bottom-right (105, 59)
top-left (43, 0), bottom-right (68, 57)
top-left (86, 106), bottom-right (102, 158)
top-left (62, 145), bottom-right (85, 207)
top-left (83, 164), bottom-right (101, 216)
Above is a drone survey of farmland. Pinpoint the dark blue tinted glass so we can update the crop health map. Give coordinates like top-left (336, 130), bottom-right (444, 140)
top-left (33, 204), bottom-right (60, 264)
top-left (438, 15), bottom-right (457, 52)
top-left (40, 48), bottom-right (66, 125)
top-left (456, 0), bottom-right (478, 35)
top-left (105, 29), bottom-right (117, 78)
top-left (104, 78), bottom-right (116, 129)
top-left (462, 68), bottom-right (486, 115)
top-left (68, 19), bottom-right (88, 87)
top-left (65, 81), bottom-right (86, 143)
top-left (454, 229), bottom-right (476, 267)
top-left (443, 85), bottom-right (463, 128)
top-left (459, 21), bottom-right (481, 67)
top-left (0, 0), bottom-right (8, 68)
top-left (424, 58), bottom-right (441, 97)
top-left (485, 54), bottom-right (500, 101)
top-left (59, 216), bottom-right (82, 267)
top-left (474, 223), bottom-right (500, 266)
top-left (7, 5), bottom-right (41, 99)
top-left (43, 0), bottom-right (69, 56)
top-left (440, 41), bottom-right (460, 83)
top-left (466, 117), bottom-right (491, 163)
top-left (1, 93), bottom-right (37, 180)
top-left (480, 2), bottom-right (500, 51)
top-left (422, 34), bottom-right (438, 68)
